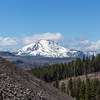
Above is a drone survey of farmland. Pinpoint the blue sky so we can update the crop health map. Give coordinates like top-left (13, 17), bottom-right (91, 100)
top-left (0, 0), bottom-right (100, 50)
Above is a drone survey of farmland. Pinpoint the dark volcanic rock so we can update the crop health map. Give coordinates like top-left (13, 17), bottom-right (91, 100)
top-left (0, 57), bottom-right (75, 100)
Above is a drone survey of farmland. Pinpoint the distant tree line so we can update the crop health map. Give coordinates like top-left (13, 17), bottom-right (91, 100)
top-left (29, 54), bottom-right (100, 82)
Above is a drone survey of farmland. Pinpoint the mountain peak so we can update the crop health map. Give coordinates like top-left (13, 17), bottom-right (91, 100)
top-left (38, 39), bottom-right (55, 43)
top-left (17, 39), bottom-right (85, 58)
top-left (37, 39), bottom-right (57, 46)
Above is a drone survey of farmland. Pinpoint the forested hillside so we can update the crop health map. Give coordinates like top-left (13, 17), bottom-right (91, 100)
top-left (29, 54), bottom-right (100, 82)
top-left (29, 54), bottom-right (100, 100)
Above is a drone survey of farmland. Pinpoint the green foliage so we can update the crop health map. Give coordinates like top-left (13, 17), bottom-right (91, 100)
top-left (54, 79), bottom-right (59, 88)
top-left (67, 79), bottom-right (100, 100)
top-left (61, 82), bottom-right (66, 93)
top-left (67, 79), bottom-right (73, 95)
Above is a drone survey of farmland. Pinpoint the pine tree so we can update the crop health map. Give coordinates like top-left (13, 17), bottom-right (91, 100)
top-left (55, 78), bottom-right (59, 88)
top-left (61, 82), bottom-right (66, 93)
top-left (96, 82), bottom-right (100, 100)
top-left (75, 78), bottom-right (82, 100)
top-left (67, 78), bottom-right (73, 95)
top-left (79, 81), bottom-right (85, 100)
top-left (85, 79), bottom-right (91, 100)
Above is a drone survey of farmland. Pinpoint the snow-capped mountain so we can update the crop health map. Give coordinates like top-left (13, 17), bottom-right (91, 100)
top-left (16, 40), bottom-right (85, 58)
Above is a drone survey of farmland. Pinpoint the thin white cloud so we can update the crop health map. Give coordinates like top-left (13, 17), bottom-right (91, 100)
top-left (70, 40), bottom-right (100, 52)
top-left (23, 32), bottom-right (64, 44)
top-left (0, 37), bottom-right (19, 46)
top-left (0, 33), bottom-right (100, 54)
top-left (0, 32), bottom-right (63, 47)
top-left (80, 40), bottom-right (89, 44)
top-left (70, 35), bottom-right (86, 43)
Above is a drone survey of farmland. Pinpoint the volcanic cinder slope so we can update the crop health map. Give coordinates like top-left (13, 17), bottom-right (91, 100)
top-left (0, 57), bottom-right (75, 100)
